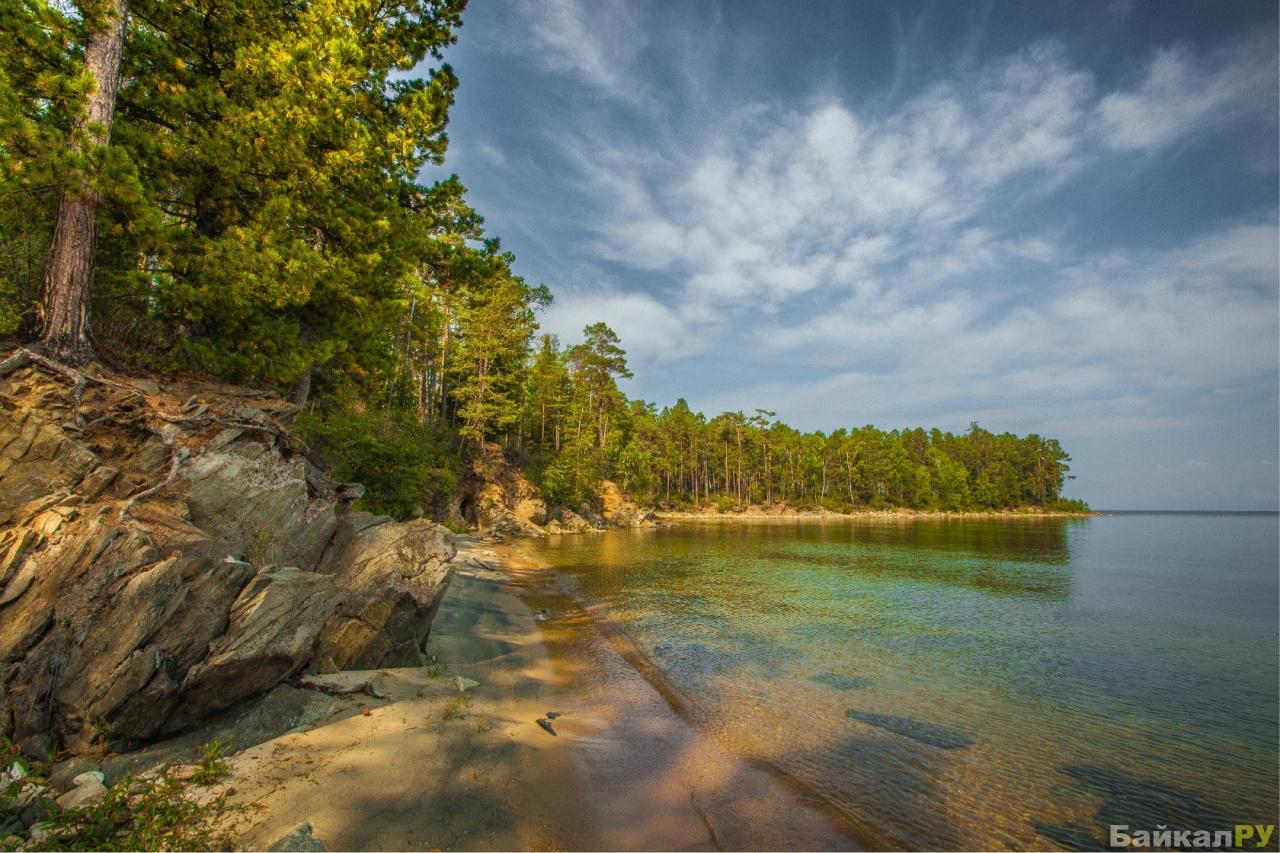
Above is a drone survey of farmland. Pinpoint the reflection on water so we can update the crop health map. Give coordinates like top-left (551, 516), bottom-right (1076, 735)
top-left (526, 514), bottom-right (1280, 850)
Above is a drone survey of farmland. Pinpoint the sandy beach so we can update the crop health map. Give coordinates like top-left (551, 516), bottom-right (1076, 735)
top-left (207, 538), bottom-right (862, 851)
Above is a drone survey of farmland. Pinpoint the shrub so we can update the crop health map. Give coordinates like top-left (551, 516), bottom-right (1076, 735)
top-left (297, 404), bottom-right (458, 520)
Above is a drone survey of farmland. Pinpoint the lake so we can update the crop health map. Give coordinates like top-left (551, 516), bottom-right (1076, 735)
top-left (523, 512), bottom-right (1280, 850)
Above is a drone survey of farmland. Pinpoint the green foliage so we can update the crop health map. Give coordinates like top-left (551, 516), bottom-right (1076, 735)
top-left (23, 772), bottom-right (230, 852)
top-left (188, 741), bottom-right (229, 787)
top-left (297, 400), bottom-right (457, 520)
top-left (440, 693), bottom-right (470, 721)
top-left (2, 0), bottom-right (469, 384)
top-left (0, 0), bottom-right (1086, 522)
top-left (0, 738), bottom-right (231, 852)
top-left (516, 331), bottom-right (1085, 514)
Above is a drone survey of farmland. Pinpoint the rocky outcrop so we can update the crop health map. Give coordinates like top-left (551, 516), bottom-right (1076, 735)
top-left (0, 355), bottom-right (455, 753)
top-left (598, 480), bottom-right (658, 529)
top-left (311, 513), bottom-right (455, 671)
top-left (453, 444), bottom-right (657, 538)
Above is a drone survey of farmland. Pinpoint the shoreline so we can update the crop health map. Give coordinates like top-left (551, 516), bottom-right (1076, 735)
top-left (204, 536), bottom-right (863, 850)
top-left (654, 507), bottom-right (1095, 521)
top-left (486, 539), bottom-right (871, 851)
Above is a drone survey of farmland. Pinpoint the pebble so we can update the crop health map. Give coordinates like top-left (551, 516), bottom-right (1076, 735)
top-left (71, 770), bottom-right (105, 787)
top-left (266, 821), bottom-right (326, 852)
top-left (55, 779), bottom-right (106, 810)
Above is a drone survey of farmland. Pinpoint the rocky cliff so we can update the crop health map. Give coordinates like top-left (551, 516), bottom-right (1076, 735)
top-left (0, 352), bottom-right (455, 755)
top-left (452, 443), bottom-right (657, 538)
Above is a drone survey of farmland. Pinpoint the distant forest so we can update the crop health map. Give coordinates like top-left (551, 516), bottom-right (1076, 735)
top-left (0, 0), bottom-right (1084, 518)
top-left (487, 324), bottom-right (1082, 515)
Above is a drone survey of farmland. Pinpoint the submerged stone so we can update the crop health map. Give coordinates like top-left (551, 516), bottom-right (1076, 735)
top-left (812, 672), bottom-right (872, 691)
top-left (844, 710), bottom-right (974, 749)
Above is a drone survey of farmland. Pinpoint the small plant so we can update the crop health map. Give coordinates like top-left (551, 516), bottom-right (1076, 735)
top-left (22, 768), bottom-right (231, 852)
top-left (440, 694), bottom-right (470, 721)
top-left (0, 739), bottom-right (235, 852)
top-left (189, 741), bottom-right (229, 786)
top-left (473, 717), bottom-right (494, 735)
top-left (441, 517), bottom-right (470, 535)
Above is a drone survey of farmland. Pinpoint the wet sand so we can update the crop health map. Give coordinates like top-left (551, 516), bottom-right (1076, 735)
top-left (212, 538), bottom-right (862, 851)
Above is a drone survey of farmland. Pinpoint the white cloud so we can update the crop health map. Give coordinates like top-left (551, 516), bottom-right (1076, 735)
top-left (484, 7), bottom-right (1278, 480)
top-left (541, 288), bottom-right (709, 367)
top-left (516, 0), bottom-right (649, 102)
top-left (1096, 38), bottom-right (1274, 152)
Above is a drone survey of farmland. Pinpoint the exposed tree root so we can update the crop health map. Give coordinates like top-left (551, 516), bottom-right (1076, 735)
top-left (122, 434), bottom-right (187, 518)
top-left (2, 345), bottom-right (305, 516)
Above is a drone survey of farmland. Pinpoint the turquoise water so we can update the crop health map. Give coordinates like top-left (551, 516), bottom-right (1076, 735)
top-left (526, 513), bottom-right (1280, 850)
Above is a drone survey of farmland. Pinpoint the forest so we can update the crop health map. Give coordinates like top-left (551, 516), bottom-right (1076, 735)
top-left (0, 0), bottom-right (1085, 521)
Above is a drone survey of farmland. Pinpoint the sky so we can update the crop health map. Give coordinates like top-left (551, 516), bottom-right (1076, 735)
top-left (425, 0), bottom-right (1279, 511)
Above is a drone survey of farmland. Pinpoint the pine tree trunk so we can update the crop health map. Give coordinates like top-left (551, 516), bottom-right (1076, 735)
top-left (289, 366), bottom-right (312, 407)
top-left (38, 0), bottom-right (128, 364)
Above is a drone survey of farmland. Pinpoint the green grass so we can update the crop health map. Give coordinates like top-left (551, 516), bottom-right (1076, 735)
top-left (1, 740), bottom-right (233, 852)
top-left (440, 694), bottom-right (471, 721)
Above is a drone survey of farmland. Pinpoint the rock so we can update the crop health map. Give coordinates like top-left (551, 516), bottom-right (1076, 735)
top-left (55, 779), bottom-right (106, 810)
top-left (17, 734), bottom-right (53, 763)
top-left (535, 718), bottom-right (557, 736)
top-left (453, 676), bottom-right (479, 692)
top-left (364, 676), bottom-right (388, 699)
top-left (168, 764), bottom-right (199, 782)
top-left (267, 821), bottom-right (326, 852)
top-left (597, 480), bottom-right (658, 528)
top-left (575, 503), bottom-right (605, 528)
top-left (101, 685), bottom-right (346, 785)
top-left (297, 672), bottom-right (372, 696)
top-left (512, 497), bottom-right (548, 527)
top-left (0, 364), bottom-right (456, 753)
top-left (20, 792), bottom-right (54, 828)
top-left (28, 821), bottom-right (56, 843)
top-left (48, 758), bottom-right (99, 793)
top-left (545, 711), bottom-right (562, 720)
top-left (310, 513), bottom-right (455, 672)
top-left (554, 509), bottom-right (595, 534)
top-left (183, 440), bottom-right (338, 569)
top-left (71, 770), bottom-right (105, 788)
top-left (171, 569), bottom-right (341, 729)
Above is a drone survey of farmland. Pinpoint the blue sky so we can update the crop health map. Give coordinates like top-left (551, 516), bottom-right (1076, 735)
top-left (428, 0), bottom-right (1279, 510)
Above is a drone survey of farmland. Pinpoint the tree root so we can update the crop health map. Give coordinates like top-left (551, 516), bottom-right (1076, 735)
top-left (0, 346), bottom-right (143, 427)
top-left (2, 345), bottom-right (305, 517)
top-left (121, 435), bottom-right (188, 519)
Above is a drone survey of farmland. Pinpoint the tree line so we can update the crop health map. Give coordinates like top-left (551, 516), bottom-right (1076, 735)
top-left (0, 0), bottom-right (1084, 519)
top-left (508, 329), bottom-right (1082, 514)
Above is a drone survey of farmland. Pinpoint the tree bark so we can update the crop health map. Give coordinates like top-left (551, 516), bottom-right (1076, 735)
top-left (289, 366), bottom-right (312, 407)
top-left (38, 0), bottom-right (129, 364)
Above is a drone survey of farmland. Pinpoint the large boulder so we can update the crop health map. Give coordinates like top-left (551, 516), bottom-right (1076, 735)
top-left (172, 568), bottom-right (341, 729)
top-left (0, 360), bottom-right (456, 752)
top-left (310, 513), bottom-right (456, 671)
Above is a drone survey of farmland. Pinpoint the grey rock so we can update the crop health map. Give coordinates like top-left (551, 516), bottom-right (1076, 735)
top-left (71, 770), bottom-right (104, 787)
top-left (172, 569), bottom-right (341, 728)
top-left (0, 365), bottom-right (454, 756)
top-left (55, 779), bottom-right (106, 810)
top-left (310, 514), bottom-right (455, 672)
top-left (267, 821), bottom-right (327, 852)
top-left (47, 758), bottom-right (100, 793)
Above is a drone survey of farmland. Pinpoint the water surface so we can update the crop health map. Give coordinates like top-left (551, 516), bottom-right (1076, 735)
top-left (525, 513), bottom-right (1280, 850)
